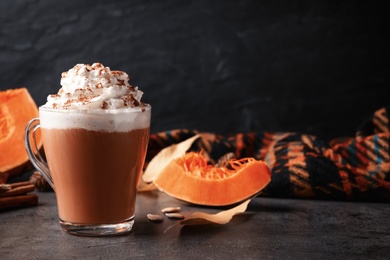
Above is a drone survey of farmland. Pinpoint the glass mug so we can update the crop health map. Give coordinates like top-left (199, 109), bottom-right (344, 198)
top-left (25, 105), bottom-right (151, 236)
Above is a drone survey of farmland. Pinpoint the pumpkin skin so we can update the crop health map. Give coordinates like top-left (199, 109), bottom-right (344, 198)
top-left (153, 152), bottom-right (272, 206)
top-left (0, 88), bottom-right (42, 176)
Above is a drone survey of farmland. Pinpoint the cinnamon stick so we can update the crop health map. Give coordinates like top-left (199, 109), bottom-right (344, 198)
top-left (10, 181), bottom-right (33, 189)
top-left (0, 184), bottom-right (11, 192)
top-left (0, 181), bottom-right (33, 193)
top-left (0, 184), bottom-right (36, 198)
top-left (0, 181), bottom-right (38, 210)
top-left (0, 194), bottom-right (38, 210)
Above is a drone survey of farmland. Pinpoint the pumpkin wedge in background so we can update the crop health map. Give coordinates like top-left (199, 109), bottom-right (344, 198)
top-left (153, 152), bottom-right (271, 206)
top-left (0, 88), bottom-right (41, 178)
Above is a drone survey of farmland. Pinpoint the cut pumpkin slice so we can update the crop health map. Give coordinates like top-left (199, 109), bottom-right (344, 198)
top-left (0, 88), bottom-right (41, 176)
top-left (154, 152), bottom-right (272, 206)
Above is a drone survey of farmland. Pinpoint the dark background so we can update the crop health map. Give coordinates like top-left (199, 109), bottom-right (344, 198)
top-left (1, 0), bottom-right (389, 141)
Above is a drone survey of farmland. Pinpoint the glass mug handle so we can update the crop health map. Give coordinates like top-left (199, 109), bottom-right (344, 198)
top-left (24, 118), bottom-right (54, 189)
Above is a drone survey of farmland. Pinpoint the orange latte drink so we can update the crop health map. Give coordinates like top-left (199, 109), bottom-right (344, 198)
top-left (25, 63), bottom-right (151, 236)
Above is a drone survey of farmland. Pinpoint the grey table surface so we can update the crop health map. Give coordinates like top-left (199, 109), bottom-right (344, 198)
top-left (1, 191), bottom-right (389, 259)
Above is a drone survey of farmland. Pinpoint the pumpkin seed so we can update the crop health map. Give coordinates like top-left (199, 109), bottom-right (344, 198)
top-left (147, 214), bottom-right (164, 222)
top-left (165, 212), bottom-right (185, 219)
top-left (161, 206), bottom-right (181, 213)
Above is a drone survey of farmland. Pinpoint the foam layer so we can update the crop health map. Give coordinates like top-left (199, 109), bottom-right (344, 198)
top-left (39, 105), bottom-right (151, 132)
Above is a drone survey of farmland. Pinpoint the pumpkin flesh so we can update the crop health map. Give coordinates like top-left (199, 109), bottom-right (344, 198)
top-left (0, 88), bottom-right (41, 175)
top-left (154, 152), bottom-right (272, 206)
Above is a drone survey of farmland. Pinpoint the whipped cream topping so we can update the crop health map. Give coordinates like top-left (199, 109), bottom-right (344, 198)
top-left (45, 63), bottom-right (145, 110)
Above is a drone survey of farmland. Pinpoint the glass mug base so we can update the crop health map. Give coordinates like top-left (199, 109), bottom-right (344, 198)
top-left (59, 217), bottom-right (134, 236)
